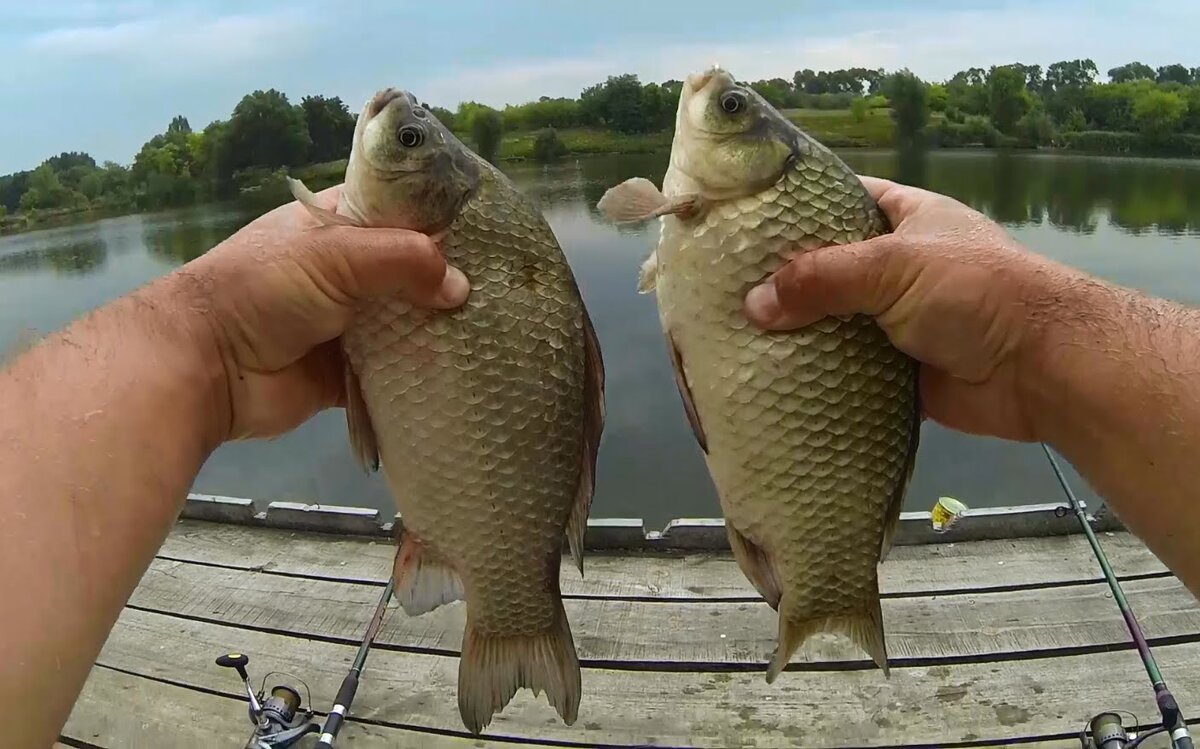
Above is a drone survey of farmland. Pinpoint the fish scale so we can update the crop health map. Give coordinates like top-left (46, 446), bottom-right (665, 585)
top-left (600, 66), bottom-right (918, 679)
top-left (290, 88), bottom-right (602, 734)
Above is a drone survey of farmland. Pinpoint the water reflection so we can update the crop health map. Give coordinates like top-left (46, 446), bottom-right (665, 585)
top-left (0, 237), bottom-right (107, 276)
top-left (1, 150), bottom-right (1198, 525)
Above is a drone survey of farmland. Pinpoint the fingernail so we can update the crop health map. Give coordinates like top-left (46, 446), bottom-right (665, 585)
top-left (434, 265), bottom-right (470, 308)
top-left (744, 282), bottom-right (781, 326)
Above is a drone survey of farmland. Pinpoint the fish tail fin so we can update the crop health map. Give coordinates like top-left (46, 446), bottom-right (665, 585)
top-left (457, 595), bottom-right (581, 734)
top-left (767, 594), bottom-right (889, 683)
top-left (392, 532), bottom-right (465, 616)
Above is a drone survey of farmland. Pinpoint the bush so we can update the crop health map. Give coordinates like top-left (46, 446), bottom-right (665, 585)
top-left (1062, 130), bottom-right (1139, 154)
top-left (932, 115), bottom-right (1001, 147)
top-left (532, 128), bottom-right (569, 163)
top-left (1016, 110), bottom-right (1058, 147)
top-left (471, 109), bottom-right (503, 164)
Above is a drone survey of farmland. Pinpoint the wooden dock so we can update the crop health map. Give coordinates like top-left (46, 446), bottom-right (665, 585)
top-left (61, 497), bottom-right (1200, 748)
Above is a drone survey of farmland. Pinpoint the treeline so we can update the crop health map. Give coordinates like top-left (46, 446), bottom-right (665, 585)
top-left (5, 59), bottom-right (1200, 223)
top-left (901, 60), bottom-right (1200, 153)
top-left (0, 91), bottom-right (357, 219)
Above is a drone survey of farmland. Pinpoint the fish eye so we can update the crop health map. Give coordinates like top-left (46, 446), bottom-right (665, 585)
top-left (720, 90), bottom-right (747, 114)
top-left (398, 124), bottom-right (424, 148)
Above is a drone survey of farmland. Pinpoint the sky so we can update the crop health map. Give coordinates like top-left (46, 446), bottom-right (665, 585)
top-left (0, 0), bottom-right (1196, 174)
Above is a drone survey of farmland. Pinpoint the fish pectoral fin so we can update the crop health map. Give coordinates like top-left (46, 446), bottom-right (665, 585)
top-left (726, 524), bottom-right (782, 609)
top-left (566, 304), bottom-right (606, 577)
top-left (596, 177), bottom-right (708, 224)
top-left (287, 176), bottom-right (362, 227)
top-left (636, 251), bottom-right (658, 294)
top-left (458, 593), bottom-right (580, 734)
top-left (392, 531), bottom-right (465, 616)
top-left (344, 360), bottom-right (380, 473)
top-left (666, 330), bottom-right (707, 453)
top-left (596, 177), bottom-right (668, 223)
top-left (768, 597), bottom-right (889, 683)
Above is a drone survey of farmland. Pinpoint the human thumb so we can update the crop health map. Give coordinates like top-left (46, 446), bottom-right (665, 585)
top-left (744, 234), bottom-right (906, 330)
top-left (310, 225), bottom-right (470, 310)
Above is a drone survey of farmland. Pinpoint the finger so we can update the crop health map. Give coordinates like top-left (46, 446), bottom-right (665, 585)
top-left (744, 234), bottom-right (908, 330)
top-left (856, 174), bottom-right (942, 225)
top-left (307, 226), bottom-right (470, 309)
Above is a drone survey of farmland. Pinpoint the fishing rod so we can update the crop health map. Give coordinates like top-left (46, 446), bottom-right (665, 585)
top-left (215, 578), bottom-right (395, 749)
top-left (1040, 443), bottom-right (1193, 749)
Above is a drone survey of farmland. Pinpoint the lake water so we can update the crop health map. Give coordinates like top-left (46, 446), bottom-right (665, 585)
top-left (3, 149), bottom-right (1199, 528)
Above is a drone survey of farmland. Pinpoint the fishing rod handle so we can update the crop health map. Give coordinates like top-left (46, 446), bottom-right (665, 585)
top-left (316, 672), bottom-right (360, 748)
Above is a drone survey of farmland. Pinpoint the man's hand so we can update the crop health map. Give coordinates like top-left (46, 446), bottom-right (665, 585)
top-left (744, 176), bottom-right (1066, 443)
top-left (179, 184), bottom-right (469, 441)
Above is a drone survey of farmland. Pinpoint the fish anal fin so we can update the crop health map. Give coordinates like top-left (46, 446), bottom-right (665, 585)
top-left (637, 251), bottom-right (658, 294)
top-left (767, 596), bottom-right (889, 683)
top-left (881, 363), bottom-right (922, 561)
top-left (726, 524), bottom-right (781, 609)
top-left (344, 361), bottom-right (379, 473)
top-left (566, 305), bottom-right (606, 577)
top-left (392, 532), bottom-right (465, 616)
top-left (458, 593), bottom-right (580, 734)
top-left (287, 176), bottom-right (362, 227)
top-left (666, 330), bottom-right (707, 453)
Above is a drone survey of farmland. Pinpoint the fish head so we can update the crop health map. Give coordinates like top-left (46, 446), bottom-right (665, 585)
top-left (671, 66), bottom-right (795, 196)
top-left (344, 87), bottom-right (479, 232)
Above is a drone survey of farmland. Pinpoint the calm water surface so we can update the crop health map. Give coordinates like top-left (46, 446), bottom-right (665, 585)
top-left (3, 150), bottom-right (1198, 527)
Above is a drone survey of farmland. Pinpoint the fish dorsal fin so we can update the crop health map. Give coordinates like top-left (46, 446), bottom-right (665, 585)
top-left (666, 329), bottom-right (707, 453)
top-left (880, 364), bottom-right (922, 560)
top-left (566, 305), bottom-right (606, 576)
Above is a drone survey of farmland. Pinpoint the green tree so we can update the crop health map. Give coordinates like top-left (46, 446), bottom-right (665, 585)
top-left (1133, 89), bottom-right (1187, 138)
top-left (988, 65), bottom-right (1032, 134)
top-left (578, 74), bottom-right (651, 133)
top-left (19, 164), bottom-right (85, 211)
top-left (1156, 64), bottom-right (1193, 86)
top-left (926, 83), bottom-right (948, 112)
top-left (429, 106), bottom-right (457, 129)
top-left (1108, 62), bottom-right (1155, 83)
top-left (301, 95), bottom-right (356, 164)
top-left (532, 128), bottom-right (568, 163)
top-left (885, 70), bottom-right (929, 146)
top-left (849, 96), bottom-right (869, 122)
top-left (1017, 109), bottom-right (1057, 146)
top-left (224, 89), bottom-right (311, 173)
top-left (470, 107), bottom-right (503, 163)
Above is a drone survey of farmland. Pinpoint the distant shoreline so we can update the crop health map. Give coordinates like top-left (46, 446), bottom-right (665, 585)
top-left (3, 112), bottom-right (1196, 238)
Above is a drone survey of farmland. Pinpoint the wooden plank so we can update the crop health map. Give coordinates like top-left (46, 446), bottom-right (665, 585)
top-left (66, 660), bottom-right (495, 748)
top-left (161, 519), bottom-right (1170, 599)
top-left (130, 558), bottom-right (1200, 666)
top-left (97, 606), bottom-right (1200, 748)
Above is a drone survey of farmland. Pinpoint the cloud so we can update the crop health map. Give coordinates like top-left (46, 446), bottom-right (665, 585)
top-left (405, 0), bottom-right (1200, 109)
top-left (23, 8), bottom-right (313, 74)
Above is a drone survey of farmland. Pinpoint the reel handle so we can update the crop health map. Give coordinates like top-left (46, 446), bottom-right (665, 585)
top-left (215, 653), bottom-right (251, 682)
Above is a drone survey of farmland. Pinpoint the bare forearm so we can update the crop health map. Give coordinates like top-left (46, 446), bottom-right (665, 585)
top-left (1025, 269), bottom-right (1200, 593)
top-left (0, 274), bottom-right (222, 747)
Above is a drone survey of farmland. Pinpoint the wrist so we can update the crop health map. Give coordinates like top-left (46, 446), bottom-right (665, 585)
top-left (124, 267), bottom-right (232, 452)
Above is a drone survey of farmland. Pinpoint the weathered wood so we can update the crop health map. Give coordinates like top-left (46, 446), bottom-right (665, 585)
top-left (66, 659), bottom-right (492, 748)
top-left (161, 519), bottom-right (1169, 599)
top-left (130, 558), bottom-right (1200, 667)
top-left (96, 607), bottom-right (1200, 748)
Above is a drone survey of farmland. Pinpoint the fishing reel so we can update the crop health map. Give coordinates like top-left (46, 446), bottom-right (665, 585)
top-left (215, 653), bottom-right (321, 749)
top-left (1080, 710), bottom-right (1176, 749)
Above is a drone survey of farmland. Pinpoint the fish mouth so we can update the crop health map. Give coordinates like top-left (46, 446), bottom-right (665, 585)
top-left (685, 65), bottom-right (728, 93)
top-left (368, 87), bottom-right (409, 117)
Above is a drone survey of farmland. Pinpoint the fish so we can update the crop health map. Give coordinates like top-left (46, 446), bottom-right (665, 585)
top-left (596, 67), bottom-right (919, 680)
top-left (287, 88), bottom-right (605, 733)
